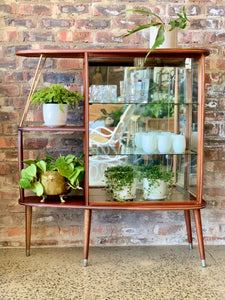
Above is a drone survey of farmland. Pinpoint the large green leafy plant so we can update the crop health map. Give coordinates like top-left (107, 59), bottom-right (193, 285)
top-left (31, 84), bottom-right (84, 112)
top-left (19, 154), bottom-right (85, 197)
top-left (120, 6), bottom-right (190, 60)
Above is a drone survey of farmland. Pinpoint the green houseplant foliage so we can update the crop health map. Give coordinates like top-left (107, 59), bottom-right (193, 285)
top-left (120, 6), bottom-right (190, 60)
top-left (19, 154), bottom-right (85, 197)
top-left (97, 107), bottom-right (124, 126)
top-left (104, 165), bottom-right (136, 202)
top-left (31, 84), bottom-right (84, 112)
top-left (137, 164), bottom-right (174, 199)
top-left (141, 98), bottom-right (174, 119)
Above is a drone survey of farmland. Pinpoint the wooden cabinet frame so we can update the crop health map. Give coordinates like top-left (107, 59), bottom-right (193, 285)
top-left (16, 48), bottom-right (209, 267)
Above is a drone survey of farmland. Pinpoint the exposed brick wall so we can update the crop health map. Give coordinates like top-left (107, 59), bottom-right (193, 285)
top-left (0, 0), bottom-right (225, 248)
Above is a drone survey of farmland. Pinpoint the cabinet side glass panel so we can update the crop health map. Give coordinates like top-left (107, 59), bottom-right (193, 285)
top-left (88, 58), bottom-right (198, 203)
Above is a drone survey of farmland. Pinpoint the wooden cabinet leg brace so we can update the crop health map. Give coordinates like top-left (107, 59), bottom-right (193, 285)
top-left (193, 209), bottom-right (206, 267)
top-left (25, 206), bottom-right (32, 256)
top-left (184, 210), bottom-right (193, 249)
top-left (84, 209), bottom-right (92, 267)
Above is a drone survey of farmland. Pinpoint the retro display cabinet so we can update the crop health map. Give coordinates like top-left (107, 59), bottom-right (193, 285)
top-left (16, 48), bottom-right (209, 267)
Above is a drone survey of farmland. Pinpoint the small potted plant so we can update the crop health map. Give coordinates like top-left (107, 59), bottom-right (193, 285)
top-left (137, 164), bottom-right (174, 200)
top-left (19, 154), bottom-right (85, 202)
top-left (120, 6), bottom-right (190, 60)
top-left (97, 107), bottom-right (124, 127)
top-left (104, 165), bottom-right (136, 202)
top-left (31, 84), bottom-right (84, 127)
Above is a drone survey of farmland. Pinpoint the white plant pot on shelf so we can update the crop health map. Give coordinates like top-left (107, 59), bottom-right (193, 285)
top-left (43, 103), bottom-right (68, 127)
top-left (113, 181), bottom-right (136, 201)
top-left (143, 178), bottom-right (168, 200)
top-left (150, 26), bottom-right (178, 49)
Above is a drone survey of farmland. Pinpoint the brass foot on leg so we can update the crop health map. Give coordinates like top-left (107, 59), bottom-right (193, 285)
top-left (60, 195), bottom-right (66, 203)
top-left (40, 195), bottom-right (47, 203)
top-left (202, 260), bottom-right (206, 267)
top-left (189, 243), bottom-right (193, 250)
top-left (26, 250), bottom-right (30, 257)
top-left (84, 259), bottom-right (88, 267)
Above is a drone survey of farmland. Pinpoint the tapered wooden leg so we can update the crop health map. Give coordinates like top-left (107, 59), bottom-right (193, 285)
top-left (84, 209), bottom-right (92, 267)
top-left (25, 206), bottom-right (32, 256)
top-left (193, 209), bottom-right (206, 267)
top-left (184, 210), bottom-right (193, 249)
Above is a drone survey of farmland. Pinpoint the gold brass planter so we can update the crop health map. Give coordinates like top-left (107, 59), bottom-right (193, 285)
top-left (40, 171), bottom-right (68, 203)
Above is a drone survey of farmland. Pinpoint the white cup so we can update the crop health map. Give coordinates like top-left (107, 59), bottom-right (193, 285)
top-left (135, 132), bottom-right (143, 149)
top-left (172, 134), bottom-right (186, 154)
top-left (158, 134), bottom-right (172, 154)
top-left (142, 133), bottom-right (157, 154)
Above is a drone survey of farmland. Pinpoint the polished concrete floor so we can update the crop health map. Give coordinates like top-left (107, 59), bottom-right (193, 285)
top-left (0, 246), bottom-right (224, 300)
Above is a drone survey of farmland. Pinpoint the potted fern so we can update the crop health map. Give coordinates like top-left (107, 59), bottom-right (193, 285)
top-left (104, 165), bottom-right (136, 202)
top-left (120, 6), bottom-right (190, 60)
top-left (31, 84), bottom-right (83, 127)
top-left (19, 154), bottom-right (85, 203)
top-left (137, 164), bottom-right (174, 200)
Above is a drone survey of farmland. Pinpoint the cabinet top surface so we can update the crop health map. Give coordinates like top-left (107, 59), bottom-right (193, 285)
top-left (16, 48), bottom-right (210, 58)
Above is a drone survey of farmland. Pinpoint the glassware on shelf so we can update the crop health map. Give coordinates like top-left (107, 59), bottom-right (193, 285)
top-left (89, 85), bottom-right (117, 103)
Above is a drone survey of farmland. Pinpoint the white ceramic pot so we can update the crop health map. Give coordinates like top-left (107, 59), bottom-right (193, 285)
top-left (113, 180), bottom-right (136, 201)
top-left (150, 26), bottom-right (178, 49)
top-left (143, 178), bottom-right (168, 200)
top-left (43, 103), bottom-right (68, 127)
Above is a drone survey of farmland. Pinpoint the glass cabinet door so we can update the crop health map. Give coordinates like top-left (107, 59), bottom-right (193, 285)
top-left (88, 55), bottom-right (199, 204)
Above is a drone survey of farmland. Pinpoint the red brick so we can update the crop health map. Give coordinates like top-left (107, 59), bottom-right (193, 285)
top-left (204, 161), bottom-right (225, 173)
top-left (0, 84), bottom-right (19, 96)
top-left (205, 72), bottom-right (222, 84)
top-left (26, 111), bottom-right (43, 123)
top-left (18, 4), bottom-right (32, 15)
top-left (58, 32), bottom-right (92, 43)
top-left (60, 4), bottom-right (89, 14)
top-left (204, 188), bottom-right (225, 197)
top-left (5, 72), bottom-right (23, 83)
top-left (8, 227), bottom-right (24, 237)
top-left (24, 138), bottom-right (48, 149)
top-left (204, 147), bottom-right (219, 160)
top-left (95, 32), bottom-right (128, 44)
top-left (0, 31), bottom-right (19, 42)
top-left (0, 163), bottom-right (17, 175)
top-left (23, 31), bottom-right (55, 42)
top-left (0, 137), bottom-right (18, 148)
top-left (0, 111), bottom-right (19, 122)
top-left (3, 124), bottom-right (18, 135)
top-left (93, 5), bottom-right (126, 16)
top-left (77, 19), bottom-right (110, 30)
top-left (40, 18), bottom-right (74, 29)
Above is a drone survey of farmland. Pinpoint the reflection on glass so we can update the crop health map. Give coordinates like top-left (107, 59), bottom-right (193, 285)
top-left (89, 57), bottom-right (199, 201)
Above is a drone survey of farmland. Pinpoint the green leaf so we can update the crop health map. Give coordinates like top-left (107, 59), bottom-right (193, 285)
top-left (57, 161), bottom-right (74, 179)
top-left (36, 160), bottom-right (46, 173)
top-left (183, 6), bottom-right (187, 19)
top-left (31, 181), bottom-right (44, 197)
top-left (69, 166), bottom-right (84, 186)
top-left (65, 154), bottom-right (75, 164)
top-left (126, 9), bottom-right (163, 23)
top-left (19, 178), bottom-right (32, 189)
top-left (22, 164), bottom-right (37, 178)
top-left (145, 24), bottom-right (165, 61)
top-left (45, 154), bottom-right (56, 162)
